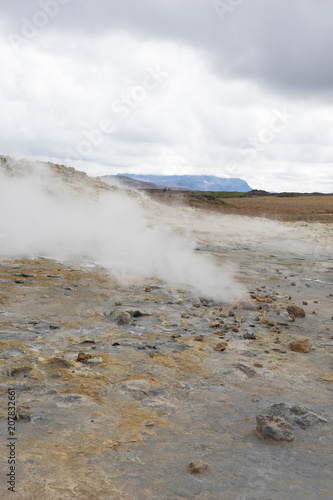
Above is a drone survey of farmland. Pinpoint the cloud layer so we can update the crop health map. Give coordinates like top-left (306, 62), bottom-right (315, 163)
top-left (1, 0), bottom-right (333, 192)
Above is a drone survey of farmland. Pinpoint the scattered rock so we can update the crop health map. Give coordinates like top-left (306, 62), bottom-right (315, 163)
top-left (115, 301), bottom-right (122, 306)
top-left (262, 316), bottom-right (274, 326)
top-left (215, 342), bottom-right (227, 351)
top-left (288, 314), bottom-right (295, 322)
top-left (234, 363), bottom-right (256, 378)
top-left (49, 324), bottom-right (60, 330)
top-left (255, 415), bottom-right (295, 441)
top-left (181, 313), bottom-right (189, 319)
top-left (109, 310), bottom-right (131, 325)
top-left (266, 403), bottom-right (329, 428)
top-left (290, 339), bottom-right (309, 353)
top-left (171, 333), bottom-right (181, 338)
top-left (250, 293), bottom-right (264, 302)
top-left (188, 460), bottom-right (208, 474)
top-left (287, 305), bottom-right (305, 318)
top-left (254, 361), bottom-right (263, 368)
top-left (194, 335), bottom-right (204, 342)
top-left (199, 297), bottom-right (215, 307)
top-left (243, 333), bottom-right (257, 340)
top-left (9, 366), bottom-right (32, 378)
top-left (77, 352), bottom-right (92, 363)
top-left (129, 310), bottom-right (145, 317)
top-left (145, 287), bottom-right (152, 292)
top-left (15, 413), bottom-right (32, 422)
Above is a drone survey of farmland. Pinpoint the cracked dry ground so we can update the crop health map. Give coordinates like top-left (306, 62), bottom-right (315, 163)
top-left (0, 249), bottom-right (332, 500)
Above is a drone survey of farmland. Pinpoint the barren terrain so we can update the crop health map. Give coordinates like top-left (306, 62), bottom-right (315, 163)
top-left (0, 162), bottom-right (332, 499)
top-left (146, 190), bottom-right (333, 223)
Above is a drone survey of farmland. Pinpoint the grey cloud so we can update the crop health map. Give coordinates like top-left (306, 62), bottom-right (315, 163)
top-left (3, 0), bottom-right (333, 95)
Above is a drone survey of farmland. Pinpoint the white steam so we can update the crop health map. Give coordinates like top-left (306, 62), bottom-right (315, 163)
top-left (0, 162), bottom-right (244, 301)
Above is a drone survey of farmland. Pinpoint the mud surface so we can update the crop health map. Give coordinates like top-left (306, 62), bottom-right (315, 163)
top-left (1, 210), bottom-right (333, 499)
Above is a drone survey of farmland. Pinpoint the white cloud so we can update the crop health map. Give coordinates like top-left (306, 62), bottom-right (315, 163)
top-left (0, 1), bottom-right (333, 192)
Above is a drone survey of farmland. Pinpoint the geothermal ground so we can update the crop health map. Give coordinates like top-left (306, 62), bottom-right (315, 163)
top-left (0, 172), bottom-right (332, 499)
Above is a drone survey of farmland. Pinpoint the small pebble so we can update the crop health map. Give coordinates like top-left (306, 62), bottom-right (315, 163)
top-left (188, 460), bottom-right (208, 474)
top-left (194, 335), bottom-right (204, 342)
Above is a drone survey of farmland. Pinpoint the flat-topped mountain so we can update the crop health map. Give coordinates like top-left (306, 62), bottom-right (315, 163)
top-left (118, 174), bottom-right (252, 192)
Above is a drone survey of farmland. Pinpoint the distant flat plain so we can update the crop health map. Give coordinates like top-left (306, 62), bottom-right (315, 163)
top-left (145, 190), bottom-right (333, 223)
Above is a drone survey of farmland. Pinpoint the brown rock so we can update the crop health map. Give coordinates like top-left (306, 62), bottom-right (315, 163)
top-left (288, 314), bottom-right (295, 322)
top-left (77, 352), bottom-right (92, 362)
top-left (188, 460), bottom-right (208, 474)
top-left (145, 287), bottom-right (152, 292)
top-left (114, 301), bottom-right (122, 306)
top-left (262, 316), bottom-right (275, 327)
top-left (194, 335), bottom-right (204, 342)
top-left (254, 361), bottom-right (263, 368)
top-left (181, 313), bottom-right (189, 319)
top-left (302, 301), bottom-right (308, 305)
top-left (171, 333), bottom-right (181, 338)
top-left (215, 342), bottom-right (227, 351)
top-left (286, 305), bottom-right (305, 318)
top-left (250, 293), bottom-right (264, 302)
top-left (289, 339), bottom-right (310, 353)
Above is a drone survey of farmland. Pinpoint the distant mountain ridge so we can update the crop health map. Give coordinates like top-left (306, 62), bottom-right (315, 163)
top-left (119, 174), bottom-right (252, 192)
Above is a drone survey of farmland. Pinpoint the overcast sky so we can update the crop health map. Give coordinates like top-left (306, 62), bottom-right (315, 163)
top-left (1, 0), bottom-right (333, 192)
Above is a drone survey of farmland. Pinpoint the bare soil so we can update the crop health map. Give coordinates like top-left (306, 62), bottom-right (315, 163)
top-left (146, 190), bottom-right (333, 223)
